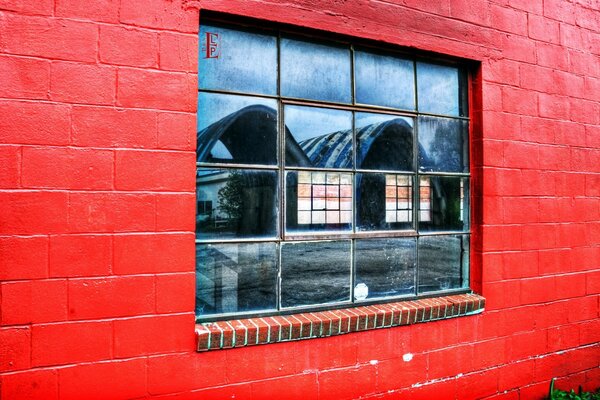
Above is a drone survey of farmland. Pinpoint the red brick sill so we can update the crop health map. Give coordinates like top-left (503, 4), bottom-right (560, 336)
top-left (195, 293), bottom-right (485, 351)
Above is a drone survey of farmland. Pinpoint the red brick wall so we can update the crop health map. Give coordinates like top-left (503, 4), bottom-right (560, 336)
top-left (0, 1), bottom-right (598, 399)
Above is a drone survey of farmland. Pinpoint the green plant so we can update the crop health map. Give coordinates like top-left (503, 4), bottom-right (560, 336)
top-left (548, 378), bottom-right (600, 400)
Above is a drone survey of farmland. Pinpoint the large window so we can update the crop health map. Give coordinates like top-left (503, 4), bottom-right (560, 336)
top-left (196, 20), bottom-right (471, 321)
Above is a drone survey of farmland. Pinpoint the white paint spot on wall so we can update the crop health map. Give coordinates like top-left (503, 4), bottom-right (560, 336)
top-left (369, 359), bottom-right (379, 365)
top-left (402, 353), bottom-right (413, 362)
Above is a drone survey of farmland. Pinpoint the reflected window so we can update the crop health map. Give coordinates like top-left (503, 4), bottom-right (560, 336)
top-left (196, 19), bottom-right (472, 321)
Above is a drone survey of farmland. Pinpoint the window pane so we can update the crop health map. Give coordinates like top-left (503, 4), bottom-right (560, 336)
top-left (355, 50), bottom-right (415, 110)
top-left (281, 241), bottom-right (351, 308)
top-left (418, 235), bottom-right (469, 293)
top-left (281, 37), bottom-right (351, 103)
top-left (355, 238), bottom-right (416, 299)
top-left (355, 112), bottom-right (414, 171)
top-left (417, 62), bottom-right (464, 116)
top-left (285, 105), bottom-right (353, 168)
top-left (357, 173), bottom-right (413, 231)
top-left (197, 92), bottom-right (278, 165)
top-left (418, 116), bottom-right (468, 173)
top-left (196, 242), bottom-right (278, 317)
top-left (418, 176), bottom-right (469, 232)
top-left (196, 169), bottom-right (278, 239)
top-left (198, 24), bottom-right (277, 95)
top-left (286, 171), bottom-right (352, 233)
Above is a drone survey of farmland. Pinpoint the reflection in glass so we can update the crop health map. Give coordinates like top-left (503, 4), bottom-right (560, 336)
top-left (355, 238), bottom-right (416, 299)
top-left (285, 105), bottom-right (353, 168)
top-left (197, 92), bottom-right (278, 165)
top-left (418, 235), bottom-right (469, 293)
top-left (199, 24), bottom-right (277, 95)
top-left (355, 50), bottom-right (415, 110)
top-left (196, 169), bottom-right (278, 239)
top-left (418, 176), bottom-right (469, 231)
top-left (280, 37), bottom-right (351, 103)
top-left (357, 173), bottom-right (413, 231)
top-left (417, 62), bottom-right (463, 116)
top-left (355, 113), bottom-right (414, 171)
top-left (418, 116), bottom-right (468, 173)
top-left (281, 241), bottom-right (351, 307)
top-left (287, 171), bottom-right (352, 233)
top-left (196, 242), bottom-right (278, 316)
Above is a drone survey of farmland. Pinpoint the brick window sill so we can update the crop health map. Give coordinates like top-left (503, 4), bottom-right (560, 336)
top-left (195, 293), bottom-right (485, 352)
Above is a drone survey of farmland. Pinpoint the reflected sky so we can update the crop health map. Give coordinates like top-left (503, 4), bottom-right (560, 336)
top-left (418, 116), bottom-right (468, 173)
top-left (197, 92), bottom-right (276, 132)
top-left (417, 62), bottom-right (460, 116)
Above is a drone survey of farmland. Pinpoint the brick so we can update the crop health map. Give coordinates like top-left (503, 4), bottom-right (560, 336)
top-left (501, 34), bottom-right (536, 63)
top-left (156, 272), bottom-right (196, 313)
top-left (49, 62), bottom-right (116, 105)
top-left (113, 233), bottom-right (193, 274)
top-left (0, 236), bottom-right (48, 280)
top-left (547, 324), bottom-right (580, 352)
top-left (448, 0), bottom-right (490, 25)
top-left (497, 360), bottom-right (535, 391)
top-left (55, 0), bottom-right (119, 23)
top-left (252, 373), bottom-right (318, 400)
top-left (156, 193), bottom-right (196, 231)
top-left (501, 86), bottom-right (537, 116)
top-left (566, 296), bottom-right (598, 323)
top-left (502, 251), bottom-right (539, 279)
top-left (115, 150), bottom-right (195, 191)
top-left (544, 0), bottom-right (576, 24)
top-left (482, 59), bottom-right (520, 85)
top-left (1, 279), bottom-right (67, 325)
top-left (318, 365), bottom-right (378, 400)
top-left (0, 55), bottom-right (49, 100)
top-left (528, 14), bottom-right (560, 44)
top-left (539, 93), bottom-right (570, 120)
top-left (68, 276), bottom-right (155, 320)
top-left (456, 370), bottom-right (500, 400)
top-left (0, 145), bottom-right (19, 188)
top-left (157, 112), bottom-right (196, 151)
top-left (535, 42), bottom-right (569, 70)
top-left (0, 327), bottom-right (31, 371)
top-left (58, 359), bottom-right (146, 400)
top-left (579, 320), bottom-right (600, 344)
top-left (405, 378), bottom-right (457, 400)
top-left (0, 13), bottom-right (97, 62)
top-left (31, 321), bottom-right (112, 367)
top-left (0, 0), bottom-right (53, 15)
top-left (506, 329), bottom-right (548, 361)
top-left (377, 353), bottom-right (428, 390)
top-left (48, 234), bottom-right (111, 277)
top-left (294, 333), bottom-right (357, 371)
top-left (22, 147), bottom-right (114, 190)
top-left (117, 68), bottom-right (196, 112)
top-left (99, 25), bottom-right (158, 67)
top-left (489, 5), bottom-right (528, 35)
top-left (68, 192), bottom-right (155, 233)
top-left (570, 98), bottom-right (600, 125)
top-left (0, 101), bottom-right (70, 145)
top-left (120, 0), bottom-right (201, 33)
top-left (72, 106), bottom-right (158, 148)
top-left (113, 314), bottom-right (195, 358)
top-left (159, 32), bottom-right (197, 72)
top-left (0, 369), bottom-right (58, 400)
top-left (502, 197), bottom-right (539, 224)
top-left (428, 344), bottom-right (473, 379)
top-left (147, 352), bottom-right (226, 395)
top-left (503, 141), bottom-right (539, 169)
top-left (0, 191), bottom-right (68, 234)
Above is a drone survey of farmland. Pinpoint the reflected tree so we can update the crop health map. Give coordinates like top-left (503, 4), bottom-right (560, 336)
top-left (218, 171), bottom-right (244, 221)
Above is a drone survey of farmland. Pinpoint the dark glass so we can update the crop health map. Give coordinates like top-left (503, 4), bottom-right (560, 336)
top-left (196, 169), bottom-right (278, 239)
top-left (195, 242), bottom-right (278, 317)
top-left (417, 235), bottom-right (469, 293)
top-left (418, 176), bottom-right (469, 232)
top-left (418, 116), bottom-right (468, 173)
top-left (280, 241), bottom-right (351, 307)
top-left (355, 49), bottom-right (415, 110)
top-left (198, 24), bottom-right (277, 95)
top-left (355, 238), bottom-right (416, 299)
top-left (285, 105), bottom-right (353, 168)
top-left (417, 62), bottom-right (464, 116)
top-left (355, 112), bottom-right (414, 171)
top-left (356, 173), bottom-right (413, 231)
top-left (280, 37), bottom-right (351, 103)
top-left (286, 171), bottom-right (352, 233)
top-left (197, 92), bottom-right (278, 165)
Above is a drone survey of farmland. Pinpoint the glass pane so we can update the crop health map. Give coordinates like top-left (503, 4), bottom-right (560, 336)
top-left (418, 116), bottom-right (468, 173)
top-left (281, 241), bottom-right (351, 308)
top-left (197, 92), bottom-right (278, 165)
top-left (355, 238), bottom-right (416, 299)
top-left (286, 171), bottom-right (352, 233)
top-left (285, 105), bottom-right (353, 168)
top-left (196, 242), bottom-right (278, 317)
top-left (199, 24), bottom-right (277, 95)
top-left (417, 62), bottom-right (464, 116)
top-left (196, 168), bottom-right (278, 239)
top-left (418, 235), bottom-right (469, 293)
top-left (355, 112), bottom-right (414, 171)
top-left (281, 37), bottom-right (351, 103)
top-left (357, 173), bottom-right (413, 231)
top-left (418, 176), bottom-right (469, 232)
top-left (355, 49), bottom-right (415, 110)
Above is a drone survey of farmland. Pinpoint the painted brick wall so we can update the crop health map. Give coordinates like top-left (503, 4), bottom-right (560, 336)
top-left (0, 0), bottom-right (598, 399)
